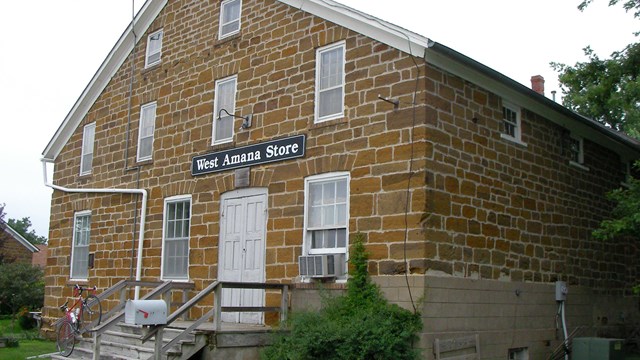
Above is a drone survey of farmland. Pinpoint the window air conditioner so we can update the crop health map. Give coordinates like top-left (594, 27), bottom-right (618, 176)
top-left (299, 254), bottom-right (345, 278)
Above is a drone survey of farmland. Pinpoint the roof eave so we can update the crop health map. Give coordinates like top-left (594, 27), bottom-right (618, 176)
top-left (1, 221), bottom-right (39, 253)
top-left (425, 42), bottom-right (640, 161)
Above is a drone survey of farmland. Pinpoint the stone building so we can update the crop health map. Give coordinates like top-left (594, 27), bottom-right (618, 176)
top-left (41, 0), bottom-right (640, 358)
top-left (0, 219), bottom-right (39, 264)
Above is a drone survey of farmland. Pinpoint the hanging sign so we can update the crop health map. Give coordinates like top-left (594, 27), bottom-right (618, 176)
top-left (191, 134), bottom-right (306, 176)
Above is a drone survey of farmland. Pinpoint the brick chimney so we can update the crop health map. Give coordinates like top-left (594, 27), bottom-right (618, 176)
top-left (531, 75), bottom-right (545, 95)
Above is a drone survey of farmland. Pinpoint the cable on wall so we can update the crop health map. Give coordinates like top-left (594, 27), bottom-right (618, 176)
top-left (125, 0), bottom-right (140, 282)
top-left (315, 0), bottom-right (422, 313)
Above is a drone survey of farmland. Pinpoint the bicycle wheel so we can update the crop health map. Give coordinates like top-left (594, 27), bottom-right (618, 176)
top-left (81, 294), bottom-right (102, 332)
top-left (56, 319), bottom-right (75, 357)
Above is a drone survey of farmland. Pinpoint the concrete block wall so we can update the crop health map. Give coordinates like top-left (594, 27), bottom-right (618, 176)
top-left (372, 275), bottom-right (640, 359)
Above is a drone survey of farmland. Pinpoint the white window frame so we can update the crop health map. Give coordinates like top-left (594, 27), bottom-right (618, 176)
top-left (80, 123), bottom-right (96, 176)
top-left (500, 101), bottom-right (527, 146)
top-left (70, 211), bottom-right (91, 281)
top-left (219, 0), bottom-right (242, 39)
top-left (137, 102), bottom-right (157, 162)
top-left (161, 195), bottom-right (191, 281)
top-left (145, 29), bottom-right (163, 68)
top-left (568, 134), bottom-right (589, 170)
top-left (303, 172), bottom-right (350, 256)
top-left (315, 41), bottom-right (346, 123)
top-left (212, 75), bottom-right (237, 145)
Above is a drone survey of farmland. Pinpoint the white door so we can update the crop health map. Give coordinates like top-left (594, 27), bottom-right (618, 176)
top-left (219, 189), bottom-right (267, 324)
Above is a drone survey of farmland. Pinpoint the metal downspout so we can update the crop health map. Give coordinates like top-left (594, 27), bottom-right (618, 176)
top-left (41, 160), bottom-right (147, 299)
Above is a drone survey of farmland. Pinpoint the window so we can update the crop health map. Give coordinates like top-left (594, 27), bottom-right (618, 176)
top-left (212, 75), bottom-right (237, 144)
top-left (162, 196), bottom-right (191, 280)
top-left (145, 29), bottom-right (163, 68)
top-left (304, 173), bottom-right (349, 255)
top-left (568, 134), bottom-right (584, 164)
top-left (71, 211), bottom-right (91, 280)
top-left (219, 0), bottom-right (242, 39)
top-left (137, 102), bottom-right (157, 161)
top-left (315, 42), bottom-right (346, 123)
top-left (80, 123), bottom-right (95, 176)
top-left (501, 101), bottom-right (522, 143)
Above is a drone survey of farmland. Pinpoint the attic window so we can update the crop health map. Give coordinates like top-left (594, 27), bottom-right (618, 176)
top-left (500, 101), bottom-right (526, 146)
top-left (568, 134), bottom-right (588, 171)
top-left (219, 0), bottom-right (242, 39)
top-left (145, 29), bottom-right (163, 68)
top-left (80, 123), bottom-right (95, 176)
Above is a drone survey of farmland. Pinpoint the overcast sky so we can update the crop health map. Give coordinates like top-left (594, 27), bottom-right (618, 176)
top-left (0, 0), bottom-right (637, 237)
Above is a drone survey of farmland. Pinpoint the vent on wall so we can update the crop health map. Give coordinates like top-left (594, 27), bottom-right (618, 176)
top-left (299, 254), bottom-right (345, 278)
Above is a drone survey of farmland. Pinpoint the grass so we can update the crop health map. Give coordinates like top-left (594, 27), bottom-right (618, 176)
top-left (0, 318), bottom-right (57, 359)
top-left (0, 339), bottom-right (57, 359)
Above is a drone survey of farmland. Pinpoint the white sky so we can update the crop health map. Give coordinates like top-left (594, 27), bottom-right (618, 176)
top-left (0, 0), bottom-right (637, 237)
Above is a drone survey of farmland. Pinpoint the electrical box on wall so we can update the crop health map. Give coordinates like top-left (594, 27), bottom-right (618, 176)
top-left (555, 281), bottom-right (568, 301)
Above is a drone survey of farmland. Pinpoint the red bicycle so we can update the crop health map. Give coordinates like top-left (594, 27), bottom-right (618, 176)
top-left (56, 284), bottom-right (102, 357)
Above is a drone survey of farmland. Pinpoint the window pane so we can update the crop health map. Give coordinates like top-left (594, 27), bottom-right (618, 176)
top-left (214, 77), bottom-right (236, 142)
top-left (337, 229), bottom-right (346, 248)
top-left (220, 0), bottom-right (241, 37)
top-left (319, 88), bottom-right (342, 118)
top-left (323, 205), bottom-right (335, 226)
top-left (322, 182), bottom-right (335, 204)
top-left (326, 229), bottom-right (336, 248)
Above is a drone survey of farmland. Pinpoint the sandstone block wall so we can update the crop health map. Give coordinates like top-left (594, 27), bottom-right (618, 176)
top-left (42, 0), bottom-right (639, 345)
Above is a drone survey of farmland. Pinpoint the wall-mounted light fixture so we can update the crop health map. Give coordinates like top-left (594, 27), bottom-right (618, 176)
top-left (378, 94), bottom-right (399, 110)
top-left (218, 108), bottom-right (252, 130)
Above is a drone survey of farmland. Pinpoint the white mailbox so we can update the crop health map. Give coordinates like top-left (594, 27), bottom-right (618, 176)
top-left (124, 300), bottom-right (168, 325)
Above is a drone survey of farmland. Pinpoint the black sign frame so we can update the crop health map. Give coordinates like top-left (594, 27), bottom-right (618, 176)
top-left (191, 134), bottom-right (306, 176)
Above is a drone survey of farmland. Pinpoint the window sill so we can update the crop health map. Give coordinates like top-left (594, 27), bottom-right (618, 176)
top-left (569, 161), bottom-right (590, 171)
top-left (310, 117), bottom-right (348, 130)
top-left (142, 62), bottom-right (162, 75)
top-left (136, 159), bottom-right (153, 167)
top-left (215, 32), bottom-right (241, 47)
top-left (67, 279), bottom-right (89, 285)
top-left (500, 133), bottom-right (528, 147)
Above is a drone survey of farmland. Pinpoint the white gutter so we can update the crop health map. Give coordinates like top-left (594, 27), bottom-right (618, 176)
top-left (41, 160), bottom-right (147, 299)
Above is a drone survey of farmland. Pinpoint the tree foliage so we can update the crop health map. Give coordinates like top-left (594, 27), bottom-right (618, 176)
top-left (262, 234), bottom-right (423, 360)
top-left (7, 217), bottom-right (47, 245)
top-left (593, 177), bottom-right (640, 240)
top-left (552, 1), bottom-right (640, 137)
top-left (0, 262), bottom-right (44, 316)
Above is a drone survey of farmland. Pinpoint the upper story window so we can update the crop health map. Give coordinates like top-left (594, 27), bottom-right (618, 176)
top-left (568, 134), bottom-right (586, 169)
top-left (304, 172), bottom-right (350, 255)
top-left (501, 101), bottom-right (522, 143)
top-left (71, 211), bottom-right (91, 280)
top-left (137, 102), bottom-right (157, 162)
top-left (162, 196), bottom-right (191, 280)
top-left (315, 41), bottom-right (346, 123)
top-left (212, 75), bottom-right (237, 145)
top-left (145, 29), bottom-right (163, 68)
top-left (80, 123), bottom-right (96, 176)
top-left (219, 0), bottom-right (242, 39)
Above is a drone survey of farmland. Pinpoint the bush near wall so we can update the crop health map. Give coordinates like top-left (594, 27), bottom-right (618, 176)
top-left (262, 235), bottom-right (422, 360)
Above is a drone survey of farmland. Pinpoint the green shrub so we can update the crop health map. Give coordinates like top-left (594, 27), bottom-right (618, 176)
top-left (262, 234), bottom-right (422, 360)
top-left (0, 263), bottom-right (44, 316)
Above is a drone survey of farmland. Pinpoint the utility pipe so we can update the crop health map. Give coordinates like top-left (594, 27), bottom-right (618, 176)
top-left (41, 160), bottom-right (147, 299)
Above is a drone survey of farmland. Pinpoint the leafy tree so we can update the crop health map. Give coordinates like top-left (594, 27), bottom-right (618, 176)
top-left (262, 234), bottom-right (422, 360)
top-left (0, 263), bottom-right (45, 317)
top-left (7, 217), bottom-right (47, 245)
top-left (551, 1), bottom-right (640, 137)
